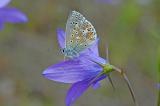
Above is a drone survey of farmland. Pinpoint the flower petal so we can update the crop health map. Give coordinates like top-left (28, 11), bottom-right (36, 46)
top-left (91, 73), bottom-right (107, 89)
top-left (80, 38), bottom-right (107, 65)
top-left (66, 79), bottom-right (91, 106)
top-left (56, 28), bottom-right (66, 48)
top-left (95, 0), bottom-right (121, 5)
top-left (0, 7), bottom-right (28, 23)
top-left (81, 38), bottom-right (99, 56)
top-left (157, 83), bottom-right (160, 89)
top-left (65, 75), bottom-right (106, 106)
top-left (82, 53), bottom-right (107, 65)
top-left (42, 56), bottom-right (102, 83)
top-left (92, 82), bottom-right (101, 89)
top-left (0, 0), bottom-right (11, 8)
top-left (89, 38), bottom-right (99, 56)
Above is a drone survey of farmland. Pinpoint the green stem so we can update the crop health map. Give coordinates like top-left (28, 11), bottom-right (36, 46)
top-left (112, 66), bottom-right (138, 106)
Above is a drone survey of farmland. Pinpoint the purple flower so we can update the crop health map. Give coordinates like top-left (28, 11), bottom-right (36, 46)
top-left (95, 0), bottom-right (121, 5)
top-left (157, 83), bottom-right (160, 89)
top-left (0, 0), bottom-right (28, 30)
top-left (43, 28), bottom-right (107, 106)
top-left (43, 28), bottom-right (136, 106)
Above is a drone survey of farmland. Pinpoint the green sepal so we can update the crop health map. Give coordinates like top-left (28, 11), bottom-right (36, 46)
top-left (103, 63), bottom-right (114, 74)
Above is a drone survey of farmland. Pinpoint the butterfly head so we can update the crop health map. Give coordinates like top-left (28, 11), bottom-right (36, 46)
top-left (60, 48), bottom-right (65, 54)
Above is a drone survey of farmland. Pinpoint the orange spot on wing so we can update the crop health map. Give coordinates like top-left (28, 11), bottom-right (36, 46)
top-left (86, 32), bottom-right (95, 40)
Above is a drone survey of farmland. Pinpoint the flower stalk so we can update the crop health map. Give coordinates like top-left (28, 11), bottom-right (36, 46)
top-left (89, 56), bottom-right (137, 105)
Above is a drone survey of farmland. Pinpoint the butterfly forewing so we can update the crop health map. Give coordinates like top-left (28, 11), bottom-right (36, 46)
top-left (65, 11), bottom-right (97, 53)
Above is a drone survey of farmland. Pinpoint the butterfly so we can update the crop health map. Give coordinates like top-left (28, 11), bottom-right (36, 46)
top-left (61, 11), bottom-right (97, 58)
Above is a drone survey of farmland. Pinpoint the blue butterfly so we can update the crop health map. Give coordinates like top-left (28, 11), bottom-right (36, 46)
top-left (61, 11), bottom-right (97, 58)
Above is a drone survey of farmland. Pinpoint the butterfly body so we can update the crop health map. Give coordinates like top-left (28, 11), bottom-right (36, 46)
top-left (61, 47), bottom-right (79, 58)
top-left (61, 11), bottom-right (97, 58)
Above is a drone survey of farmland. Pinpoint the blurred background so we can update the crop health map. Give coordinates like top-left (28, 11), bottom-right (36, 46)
top-left (0, 0), bottom-right (160, 106)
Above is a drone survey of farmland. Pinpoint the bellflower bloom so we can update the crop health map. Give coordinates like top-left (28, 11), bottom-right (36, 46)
top-left (0, 0), bottom-right (28, 30)
top-left (95, 0), bottom-right (121, 5)
top-left (43, 28), bottom-right (107, 106)
top-left (157, 83), bottom-right (160, 89)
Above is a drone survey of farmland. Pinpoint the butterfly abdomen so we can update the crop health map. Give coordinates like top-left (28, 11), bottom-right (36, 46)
top-left (63, 48), bottom-right (79, 58)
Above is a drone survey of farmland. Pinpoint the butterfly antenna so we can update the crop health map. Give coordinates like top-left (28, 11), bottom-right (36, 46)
top-left (105, 44), bottom-right (115, 90)
top-left (114, 67), bottom-right (138, 106)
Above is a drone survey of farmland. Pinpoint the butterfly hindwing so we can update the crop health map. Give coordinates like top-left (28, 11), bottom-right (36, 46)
top-left (65, 11), bottom-right (97, 53)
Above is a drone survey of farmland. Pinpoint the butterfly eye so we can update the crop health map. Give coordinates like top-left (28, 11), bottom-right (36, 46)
top-left (84, 44), bottom-right (87, 46)
top-left (61, 49), bottom-right (65, 53)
